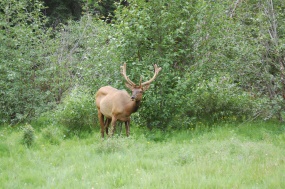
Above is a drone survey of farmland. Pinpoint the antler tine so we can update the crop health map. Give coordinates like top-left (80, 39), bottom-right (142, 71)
top-left (141, 64), bottom-right (162, 86)
top-left (120, 63), bottom-right (136, 86)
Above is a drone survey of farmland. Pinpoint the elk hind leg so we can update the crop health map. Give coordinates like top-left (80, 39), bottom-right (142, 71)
top-left (98, 111), bottom-right (105, 138)
top-left (104, 118), bottom-right (111, 136)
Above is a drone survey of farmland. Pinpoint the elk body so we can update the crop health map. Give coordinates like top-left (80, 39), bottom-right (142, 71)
top-left (95, 63), bottom-right (162, 138)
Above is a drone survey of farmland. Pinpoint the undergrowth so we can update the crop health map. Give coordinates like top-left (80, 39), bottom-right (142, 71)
top-left (0, 121), bottom-right (284, 188)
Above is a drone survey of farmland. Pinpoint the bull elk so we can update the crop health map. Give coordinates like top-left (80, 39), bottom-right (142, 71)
top-left (95, 63), bottom-right (162, 138)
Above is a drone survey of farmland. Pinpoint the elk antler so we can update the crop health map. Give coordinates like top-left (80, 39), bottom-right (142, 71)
top-left (141, 64), bottom-right (162, 86)
top-left (120, 63), bottom-right (136, 86)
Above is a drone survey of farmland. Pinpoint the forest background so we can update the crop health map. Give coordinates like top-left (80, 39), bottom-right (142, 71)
top-left (1, 0), bottom-right (285, 132)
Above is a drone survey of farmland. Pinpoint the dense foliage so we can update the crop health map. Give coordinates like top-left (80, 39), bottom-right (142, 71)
top-left (1, 0), bottom-right (285, 130)
top-left (114, 0), bottom-right (285, 128)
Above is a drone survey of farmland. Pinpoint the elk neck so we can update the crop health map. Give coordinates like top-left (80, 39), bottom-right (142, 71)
top-left (134, 99), bottom-right (141, 112)
top-left (129, 99), bottom-right (141, 113)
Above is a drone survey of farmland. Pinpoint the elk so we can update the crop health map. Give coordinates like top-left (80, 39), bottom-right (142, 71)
top-left (95, 63), bottom-right (162, 138)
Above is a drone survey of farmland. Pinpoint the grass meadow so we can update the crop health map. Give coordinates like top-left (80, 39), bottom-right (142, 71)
top-left (0, 122), bottom-right (285, 189)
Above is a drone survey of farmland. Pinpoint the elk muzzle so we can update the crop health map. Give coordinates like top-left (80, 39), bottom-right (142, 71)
top-left (131, 88), bottom-right (143, 101)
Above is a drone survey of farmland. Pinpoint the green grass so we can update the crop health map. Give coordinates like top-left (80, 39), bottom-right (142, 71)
top-left (0, 122), bottom-right (285, 189)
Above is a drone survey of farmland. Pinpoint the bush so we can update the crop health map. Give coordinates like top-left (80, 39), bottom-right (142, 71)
top-left (186, 75), bottom-right (255, 123)
top-left (21, 124), bottom-right (35, 147)
top-left (54, 87), bottom-right (97, 136)
top-left (41, 125), bottom-right (63, 145)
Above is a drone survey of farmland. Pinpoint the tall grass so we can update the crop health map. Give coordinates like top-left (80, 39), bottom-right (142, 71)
top-left (0, 122), bottom-right (284, 188)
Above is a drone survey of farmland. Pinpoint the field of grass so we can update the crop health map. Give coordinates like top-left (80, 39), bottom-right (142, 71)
top-left (0, 122), bottom-right (285, 189)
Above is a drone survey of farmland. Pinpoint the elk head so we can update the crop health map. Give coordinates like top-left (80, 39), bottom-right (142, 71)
top-left (120, 63), bottom-right (162, 102)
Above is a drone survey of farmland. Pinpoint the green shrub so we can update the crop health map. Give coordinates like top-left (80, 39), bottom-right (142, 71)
top-left (186, 75), bottom-right (255, 123)
top-left (41, 126), bottom-right (63, 145)
top-left (21, 124), bottom-right (35, 147)
top-left (54, 87), bottom-right (97, 136)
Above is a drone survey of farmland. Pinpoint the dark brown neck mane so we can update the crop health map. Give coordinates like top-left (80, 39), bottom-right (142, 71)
top-left (133, 100), bottom-right (141, 113)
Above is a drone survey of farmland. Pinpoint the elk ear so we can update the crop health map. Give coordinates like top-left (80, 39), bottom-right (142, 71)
top-left (125, 83), bottom-right (134, 90)
top-left (142, 84), bottom-right (150, 91)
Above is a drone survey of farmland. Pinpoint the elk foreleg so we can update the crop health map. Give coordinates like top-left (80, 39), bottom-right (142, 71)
top-left (109, 116), bottom-right (117, 137)
top-left (118, 122), bottom-right (123, 136)
top-left (125, 120), bottom-right (130, 137)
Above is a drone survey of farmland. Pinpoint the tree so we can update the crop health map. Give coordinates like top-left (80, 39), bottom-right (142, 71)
top-left (0, 0), bottom-right (51, 123)
top-left (0, 0), bottom-right (122, 124)
top-left (228, 0), bottom-right (285, 120)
